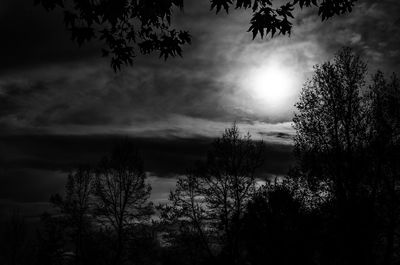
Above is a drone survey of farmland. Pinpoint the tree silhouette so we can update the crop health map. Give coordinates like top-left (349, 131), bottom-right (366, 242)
top-left (160, 124), bottom-right (265, 265)
top-left (367, 71), bottom-right (400, 265)
top-left (241, 178), bottom-right (320, 265)
top-left (159, 171), bottom-right (214, 265)
top-left (293, 47), bottom-right (374, 265)
top-left (94, 142), bottom-right (153, 265)
top-left (35, 0), bottom-right (358, 70)
top-left (50, 165), bottom-right (94, 264)
top-left (292, 47), bottom-right (400, 265)
top-left (0, 210), bottom-right (28, 265)
top-left (293, 47), bottom-right (368, 203)
top-left (36, 212), bottom-right (68, 265)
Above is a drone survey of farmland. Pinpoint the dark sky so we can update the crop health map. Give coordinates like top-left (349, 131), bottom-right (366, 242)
top-left (0, 0), bottom-right (400, 219)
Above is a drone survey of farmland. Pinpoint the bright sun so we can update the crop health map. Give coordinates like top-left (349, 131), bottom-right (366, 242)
top-left (248, 63), bottom-right (296, 110)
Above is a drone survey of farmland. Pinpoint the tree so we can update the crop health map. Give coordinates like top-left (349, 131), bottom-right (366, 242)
top-left (160, 124), bottom-right (265, 264)
top-left (50, 165), bottom-right (94, 264)
top-left (292, 47), bottom-right (400, 265)
top-left (36, 212), bottom-right (68, 265)
top-left (293, 47), bottom-right (370, 264)
top-left (0, 210), bottom-right (28, 265)
top-left (241, 179), bottom-right (320, 265)
top-left (367, 71), bottom-right (400, 265)
top-left (293, 47), bottom-right (368, 203)
top-left (159, 172), bottom-right (213, 265)
top-left (94, 142), bottom-right (153, 265)
top-left (35, 0), bottom-right (358, 70)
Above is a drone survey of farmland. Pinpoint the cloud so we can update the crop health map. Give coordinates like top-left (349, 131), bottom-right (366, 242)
top-left (0, 0), bottom-right (399, 219)
top-left (291, 0), bottom-right (400, 74)
top-left (0, 50), bottom-right (297, 140)
top-left (0, 133), bottom-right (293, 175)
top-left (0, 134), bottom-right (294, 218)
top-left (1, 0), bottom-right (399, 140)
top-left (0, 168), bottom-right (66, 202)
top-left (0, 1), bottom-right (102, 74)
top-left (147, 176), bottom-right (178, 204)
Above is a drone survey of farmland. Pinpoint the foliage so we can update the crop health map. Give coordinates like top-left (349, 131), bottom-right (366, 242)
top-left (35, 0), bottom-right (358, 70)
top-left (293, 47), bottom-right (400, 265)
top-left (366, 71), bottom-right (400, 265)
top-left (35, 0), bottom-right (191, 71)
top-left (293, 47), bottom-right (369, 201)
top-left (241, 179), bottom-right (320, 265)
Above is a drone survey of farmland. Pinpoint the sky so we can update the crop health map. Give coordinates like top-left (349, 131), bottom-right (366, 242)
top-left (0, 0), bottom-right (400, 219)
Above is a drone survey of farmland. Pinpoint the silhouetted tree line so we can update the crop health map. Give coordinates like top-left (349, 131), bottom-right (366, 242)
top-left (1, 47), bottom-right (400, 265)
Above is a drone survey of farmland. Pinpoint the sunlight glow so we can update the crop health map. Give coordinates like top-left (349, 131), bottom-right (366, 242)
top-left (249, 63), bottom-right (296, 110)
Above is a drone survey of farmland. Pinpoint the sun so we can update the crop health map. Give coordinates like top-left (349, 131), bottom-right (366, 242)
top-left (231, 57), bottom-right (301, 116)
top-left (249, 63), bottom-right (295, 109)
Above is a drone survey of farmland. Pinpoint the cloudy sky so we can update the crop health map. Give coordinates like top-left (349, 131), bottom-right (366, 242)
top-left (0, 0), bottom-right (399, 219)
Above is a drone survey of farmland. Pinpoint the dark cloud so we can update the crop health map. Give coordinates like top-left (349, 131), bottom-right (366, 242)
top-left (292, 0), bottom-right (400, 74)
top-left (0, 57), bottom-right (293, 137)
top-left (0, 200), bottom-right (52, 222)
top-left (0, 134), bottom-right (293, 218)
top-left (0, 81), bottom-right (50, 116)
top-left (0, 134), bottom-right (293, 177)
top-left (0, 0), bottom-right (100, 73)
top-left (0, 168), bottom-right (65, 202)
top-left (259, 131), bottom-right (294, 140)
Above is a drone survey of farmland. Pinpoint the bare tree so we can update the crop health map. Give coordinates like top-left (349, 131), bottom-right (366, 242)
top-left (50, 165), bottom-right (94, 264)
top-left (94, 142), bottom-right (153, 264)
top-left (161, 124), bottom-right (265, 264)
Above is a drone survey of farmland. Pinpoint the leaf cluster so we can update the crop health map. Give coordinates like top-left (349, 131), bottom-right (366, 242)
top-left (35, 0), bottom-right (191, 71)
top-left (35, 0), bottom-right (358, 70)
top-left (210, 0), bottom-right (357, 39)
